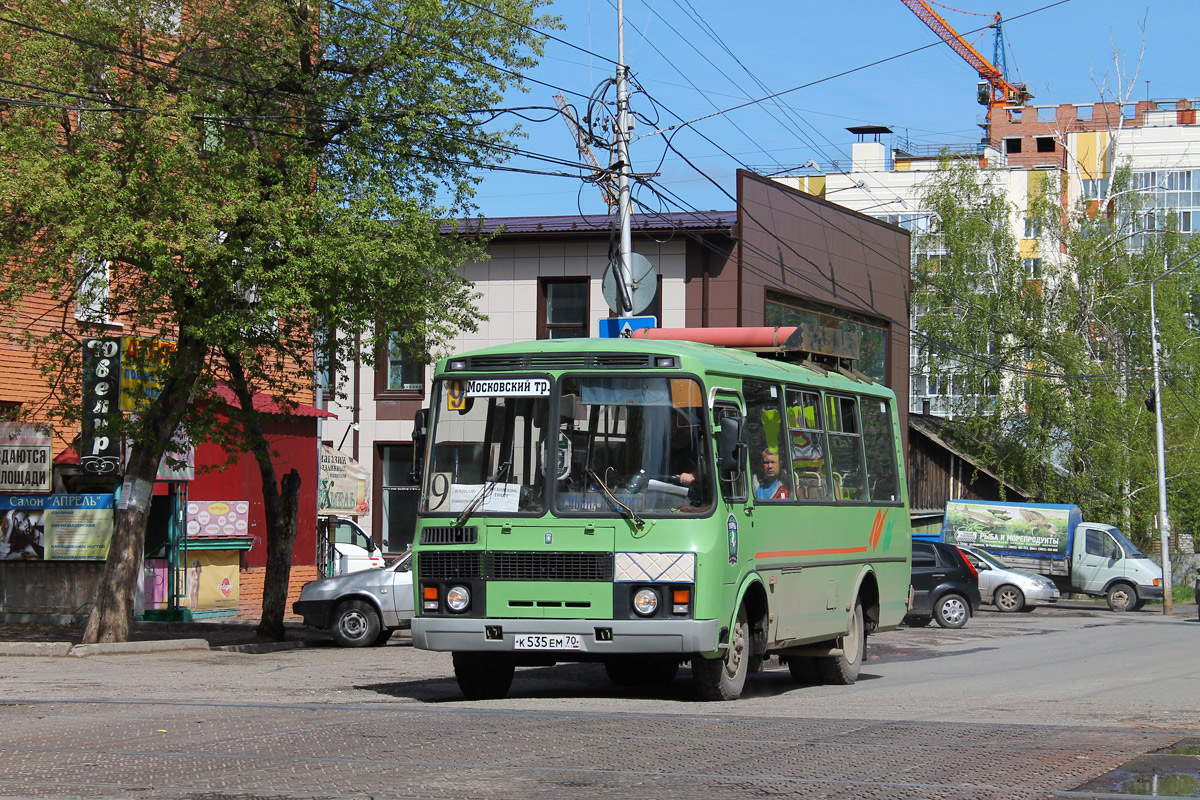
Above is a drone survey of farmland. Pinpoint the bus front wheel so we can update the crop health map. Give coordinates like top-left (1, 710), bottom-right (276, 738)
top-left (817, 600), bottom-right (864, 685)
top-left (452, 652), bottom-right (515, 700)
top-left (693, 605), bottom-right (749, 701)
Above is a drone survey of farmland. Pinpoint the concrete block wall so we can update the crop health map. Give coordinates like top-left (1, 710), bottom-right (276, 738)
top-left (0, 561), bottom-right (104, 620)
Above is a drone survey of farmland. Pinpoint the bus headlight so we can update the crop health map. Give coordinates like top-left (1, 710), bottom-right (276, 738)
top-left (446, 585), bottom-right (471, 612)
top-left (632, 588), bottom-right (659, 617)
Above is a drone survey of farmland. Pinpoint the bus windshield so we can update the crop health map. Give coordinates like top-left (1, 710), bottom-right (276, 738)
top-left (421, 381), bottom-right (549, 517)
top-left (555, 375), bottom-right (713, 516)
top-left (419, 374), bottom-right (714, 519)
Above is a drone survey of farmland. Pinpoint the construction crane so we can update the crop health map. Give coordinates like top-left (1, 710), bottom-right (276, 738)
top-left (553, 93), bottom-right (619, 213)
top-left (900, 1), bottom-right (1032, 144)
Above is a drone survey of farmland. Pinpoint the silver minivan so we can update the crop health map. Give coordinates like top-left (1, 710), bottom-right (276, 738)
top-left (958, 545), bottom-right (1061, 613)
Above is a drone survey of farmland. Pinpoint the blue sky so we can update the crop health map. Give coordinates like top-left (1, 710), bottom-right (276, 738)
top-left (463, 0), bottom-right (1196, 218)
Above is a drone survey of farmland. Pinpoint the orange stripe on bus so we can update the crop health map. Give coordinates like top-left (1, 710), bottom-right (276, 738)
top-left (755, 547), bottom-right (869, 558)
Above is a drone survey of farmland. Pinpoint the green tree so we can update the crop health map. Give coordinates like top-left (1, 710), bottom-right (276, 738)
top-left (0, 0), bottom-right (550, 641)
top-left (913, 157), bottom-right (1200, 549)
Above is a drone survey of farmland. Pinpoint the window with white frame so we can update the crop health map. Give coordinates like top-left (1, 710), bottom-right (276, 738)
top-left (75, 255), bottom-right (110, 323)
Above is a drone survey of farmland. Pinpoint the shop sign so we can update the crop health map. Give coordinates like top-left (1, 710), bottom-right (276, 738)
top-left (119, 335), bottom-right (177, 413)
top-left (0, 423), bottom-right (52, 493)
top-left (318, 445), bottom-right (370, 516)
top-left (81, 338), bottom-right (122, 475)
top-left (0, 494), bottom-right (115, 561)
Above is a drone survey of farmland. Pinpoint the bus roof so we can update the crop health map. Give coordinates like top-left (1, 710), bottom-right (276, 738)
top-left (435, 337), bottom-right (896, 399)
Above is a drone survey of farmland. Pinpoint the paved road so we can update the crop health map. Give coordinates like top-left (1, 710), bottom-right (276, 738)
top-left (0, 604), bottom-right (1197, 799)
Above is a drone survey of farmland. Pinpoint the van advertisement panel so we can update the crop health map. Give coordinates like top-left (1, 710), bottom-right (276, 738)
top-left (944, 501), bottom-right (1070, 556)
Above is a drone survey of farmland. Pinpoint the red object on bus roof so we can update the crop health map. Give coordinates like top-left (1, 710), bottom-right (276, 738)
top-left (630, 327), bottom-right (798, 348)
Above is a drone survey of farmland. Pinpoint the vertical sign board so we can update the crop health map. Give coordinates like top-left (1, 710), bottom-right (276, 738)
top-left (81, 338), bottom-right (122, 476)
top-left (0, 423), bottom-right (52, 494)
top-left (120, 335), bottom-right (177, 413)
top-left (318, 445), bottom-right (370, 516)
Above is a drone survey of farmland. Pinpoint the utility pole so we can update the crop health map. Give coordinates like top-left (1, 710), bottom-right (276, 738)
top-left (1149, 249), bottom-right (1200, 615)
top-left (615, 0), bottom-right (633, 317)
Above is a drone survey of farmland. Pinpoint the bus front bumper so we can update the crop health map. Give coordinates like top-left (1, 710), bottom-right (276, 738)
top-left (411, 617), bottom-right (722, 655)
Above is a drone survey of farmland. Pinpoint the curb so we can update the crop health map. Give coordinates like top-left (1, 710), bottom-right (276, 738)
top-left (0, 641), bottom-right (74, 657)
top-left (212, 640), bottom-right (319, 654)
top-left (69, 639), bottom-right (211, 657)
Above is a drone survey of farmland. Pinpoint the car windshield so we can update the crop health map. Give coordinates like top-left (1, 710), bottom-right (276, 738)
top-left (1106, 526), bottom-right (1145, 558)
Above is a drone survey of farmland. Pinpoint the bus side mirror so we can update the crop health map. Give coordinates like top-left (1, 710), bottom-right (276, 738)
top-left (411, 408), bottom-right (429, 481)
top-left (717, 416), bottom-right (745, 472)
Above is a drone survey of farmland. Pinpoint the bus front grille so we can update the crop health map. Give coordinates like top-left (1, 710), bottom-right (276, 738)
top-left (420, 526), bottom-right (479, 545)
top-left (419, 551), bottom-right (484, 580)
top-left (486, 551), bottom-right (613, 582)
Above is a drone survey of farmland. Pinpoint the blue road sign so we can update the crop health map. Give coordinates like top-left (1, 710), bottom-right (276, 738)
top-left (597, 316), bottom-right (658, 338)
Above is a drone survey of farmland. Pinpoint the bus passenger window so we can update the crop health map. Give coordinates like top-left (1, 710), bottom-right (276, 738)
top-left (860, 398), bottom-right (900, 503)
top-left (826, 394), bottom-right (866, 501)
top-left (745, 380), bottom-right (791, 502)
top-left (786, 388), bottom-right (830, 501)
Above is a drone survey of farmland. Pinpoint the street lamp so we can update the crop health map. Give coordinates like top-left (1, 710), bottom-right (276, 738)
top-left (1149, 249), bottom-right (1200, 615)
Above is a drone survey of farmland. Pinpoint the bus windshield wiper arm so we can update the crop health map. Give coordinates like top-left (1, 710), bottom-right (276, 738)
top-left (587, 468), bottom-right (644, 528)
top-left (456, 460), bottom-right (511, 527)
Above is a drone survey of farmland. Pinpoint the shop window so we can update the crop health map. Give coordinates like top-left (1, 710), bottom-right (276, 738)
top-left (538, 278), bottom-right (588, 339)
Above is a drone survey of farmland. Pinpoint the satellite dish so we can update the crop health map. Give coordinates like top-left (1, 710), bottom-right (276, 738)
top-left (602, 253), bottom-right (658, 316)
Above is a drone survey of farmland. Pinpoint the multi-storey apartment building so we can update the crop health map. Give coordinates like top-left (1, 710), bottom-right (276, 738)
top-left (775, 98), bottom-right (1200, 417)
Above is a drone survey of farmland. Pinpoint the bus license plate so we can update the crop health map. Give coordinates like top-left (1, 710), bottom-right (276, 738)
top-left (513, 634), bottom-right (582, 650)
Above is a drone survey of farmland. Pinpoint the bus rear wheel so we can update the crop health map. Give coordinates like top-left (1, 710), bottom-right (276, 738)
top-left (817, 600), bottom-right (864, 685)
top-left (692, 605), bottom-right (749, 701)
top-left (452, 652), bottom-right (515, 700)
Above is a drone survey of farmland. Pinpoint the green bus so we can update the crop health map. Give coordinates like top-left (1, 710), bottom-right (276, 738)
top-left (410, 334), bottom-right (911, 700)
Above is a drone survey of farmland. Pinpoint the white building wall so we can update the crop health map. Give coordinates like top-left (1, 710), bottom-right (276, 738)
top-left (323, 236), bottom-right (689, 542)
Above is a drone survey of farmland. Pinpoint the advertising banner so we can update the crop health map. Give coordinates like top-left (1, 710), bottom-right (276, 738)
top-left (0, 423), bottom-right (52, 493)
top-left (943, 501), bottom-right (1071, 556)
top-left (182, 550), bottom-right (240, 611)
top-left (318, 445), bottom-right (370, 516)
top-left (186, 500), bottom-right (250, 539)
top-left (0, 494), bottom-right (115, 561)
top-left (119, 335), bottom-right (177, 413)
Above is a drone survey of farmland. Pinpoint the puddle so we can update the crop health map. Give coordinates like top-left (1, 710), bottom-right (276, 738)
top-left (1117, 773), bottom-right (1200, 796)
top-left (1075, 740), bottom-right (1200, 797)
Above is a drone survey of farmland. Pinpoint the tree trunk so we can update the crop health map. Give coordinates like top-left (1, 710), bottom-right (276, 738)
top-left (82, 455), bottom-right (158, 643)
top-left (258, 469), bottom-right (301, 641)
top-left (221, 350), bottom-right (303, 642)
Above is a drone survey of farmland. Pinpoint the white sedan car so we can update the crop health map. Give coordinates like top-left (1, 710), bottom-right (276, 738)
top-left (293, 550), bottom-right (413, 646)
top-left (958, 545), bottom-right (1061, 613)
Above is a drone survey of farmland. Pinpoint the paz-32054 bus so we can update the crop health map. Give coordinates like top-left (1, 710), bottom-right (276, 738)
top-left (410, 332), bottom-right (911, 700)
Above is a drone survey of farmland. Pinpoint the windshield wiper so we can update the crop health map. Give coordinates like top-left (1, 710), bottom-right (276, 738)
top-left (456, 460), bottom-right (511, 527)
top-left (587, 468), bottom-right (644, 529)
